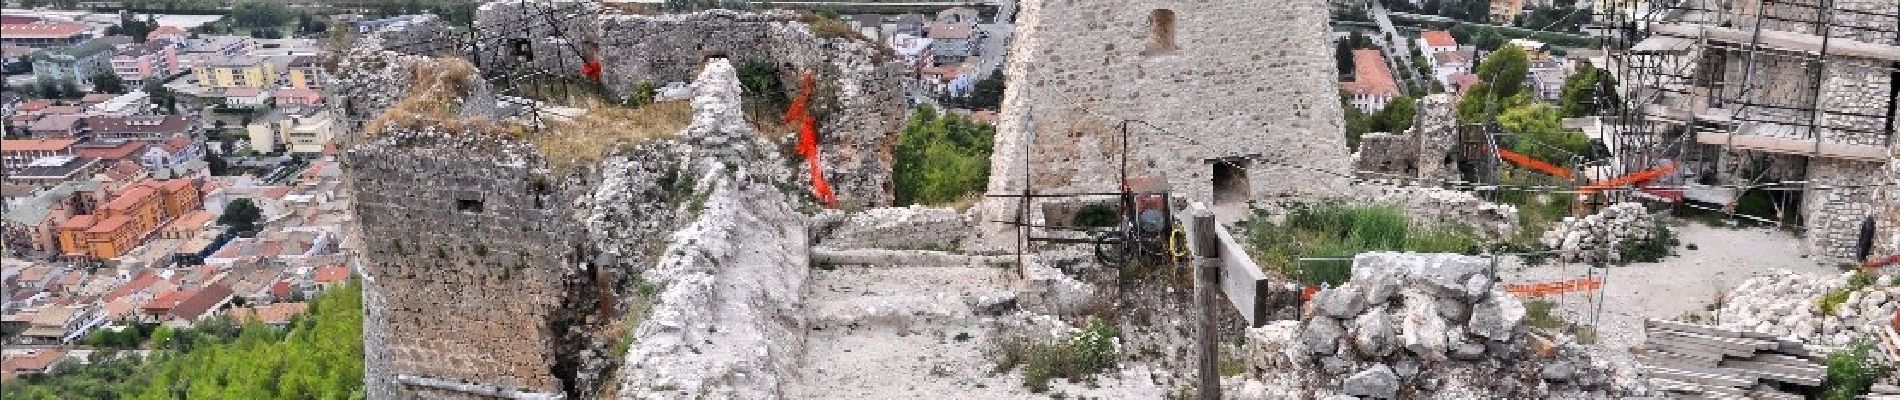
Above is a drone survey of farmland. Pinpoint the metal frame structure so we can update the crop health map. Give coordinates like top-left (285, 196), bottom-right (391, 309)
top-left (1596, 0), bottom-right (1899, 190)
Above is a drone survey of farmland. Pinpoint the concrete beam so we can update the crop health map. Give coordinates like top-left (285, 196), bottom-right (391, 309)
top-left (1651, 22), bottom-right (1900, 62)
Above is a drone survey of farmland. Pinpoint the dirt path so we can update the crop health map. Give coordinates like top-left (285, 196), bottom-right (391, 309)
top-left (784, 264), bottom-right (1169, 399)
top-left (1497, 222), bottom-right (1839, 351)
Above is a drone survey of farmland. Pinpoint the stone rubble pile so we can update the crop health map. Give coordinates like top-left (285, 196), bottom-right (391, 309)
top-left (1235, 253), bottom-right (1622, 399)
top-left (1541, 202), bottom-right (1659, 263)
top-left (1352, 185), bottom-right (1520, 239)
top-left (1716, 269), bottom-right (1898, 347)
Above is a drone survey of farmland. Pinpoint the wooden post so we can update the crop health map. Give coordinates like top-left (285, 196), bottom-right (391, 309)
top-left (1191, 212), bottom-right (1220, 400)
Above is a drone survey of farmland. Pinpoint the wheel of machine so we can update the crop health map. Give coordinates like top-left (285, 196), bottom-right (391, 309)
top-left (1093, 231), bottom-right (1128, 267)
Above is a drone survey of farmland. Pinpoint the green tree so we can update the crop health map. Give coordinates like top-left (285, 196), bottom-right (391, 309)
top-left (219, 198), bottom-right (264, 235)
top-left (1457, 45), bottom-right (1531, 122)
top-left (950, 73), bottom-right (1005, 110)
top-left (144, 81), bottom-right (179, 114)
top-left (1558, 63), bottom-right (1619, 118)
top-left (1498, 100), bottom-right (1592, 165)
top-left (90, 71), bottom-right (126, 94)
top-left (231, 0), bottom-right (290, 30)
top-left (894, 106), bottom-right (995, 205)
top-left (1371, 95), bottom-right (1418, 134)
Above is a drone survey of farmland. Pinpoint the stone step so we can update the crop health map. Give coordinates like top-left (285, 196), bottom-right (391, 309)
top-left (804, 292), bottom-right (1016, 330)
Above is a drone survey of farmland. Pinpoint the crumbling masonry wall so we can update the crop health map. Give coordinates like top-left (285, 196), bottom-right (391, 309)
top-left (1805, 158), bottom-right (1886, 261)
top-left (472, 4), bottom-right (907, 208)
top-left (982, 0), bottom-right (1351, 234)
top-left (350, 131), bottom-right (610, 399)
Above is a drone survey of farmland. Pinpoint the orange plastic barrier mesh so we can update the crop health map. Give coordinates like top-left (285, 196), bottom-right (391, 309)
top-left (784, 72), bottom-right (836, 206)
top-left (1503, 277), bottom-right (1603, 298)
top-left (1496, 148), bottom-right (1573, 179)
top-left (1581, 162), bottom-right (1676, 195)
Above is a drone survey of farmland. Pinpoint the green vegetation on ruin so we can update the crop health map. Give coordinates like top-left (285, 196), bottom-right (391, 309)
top-left (992, 317), bottom-right (1119, 393)
top-left (1243, 204), bottom-right (1478, 286)
top-left (893, 106), bottom-right (996, 207)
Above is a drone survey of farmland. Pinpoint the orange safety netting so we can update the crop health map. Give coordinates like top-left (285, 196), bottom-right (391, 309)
top-left (580, 50), bottom-right (603, 84)
top-left (1581, 162), bottom-right (1676, 195)
top-left (1503, 277), bottom-right (1603, 298)
top-left (784, 72), bottom-right (836, 206)
top-left (1496, 148), bottom-right (1573, 180)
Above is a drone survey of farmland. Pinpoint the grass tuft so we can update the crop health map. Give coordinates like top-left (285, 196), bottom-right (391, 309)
top-left (1244, 203), bottom-right (1478, 285)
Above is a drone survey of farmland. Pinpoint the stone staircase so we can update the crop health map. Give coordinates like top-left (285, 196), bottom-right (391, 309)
top-left (786, 263), bottom-right (1022, 398)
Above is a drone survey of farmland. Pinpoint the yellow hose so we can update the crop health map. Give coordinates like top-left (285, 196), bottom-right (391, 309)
top-left (1169, 226), bottom-right (1189, 258)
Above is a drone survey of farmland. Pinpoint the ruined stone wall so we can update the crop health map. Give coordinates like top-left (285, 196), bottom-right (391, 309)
top-left (1816, 58), bottom-right (1894, 147)
top-left (472, 3), bottom-right (907, 208)
top-left (350, 130), bottom-right (605, 399)
top-left (1414, 94), bottom-right (1460, 182)
top-left (1803, 158), bottom-right (1884, 261)
top-left (1355, 133), bottom-right (1419, 176)
top-left (1882, 143), bottom-right (1900, 257)
top-left (983, 0), bottom-right (1351, 232)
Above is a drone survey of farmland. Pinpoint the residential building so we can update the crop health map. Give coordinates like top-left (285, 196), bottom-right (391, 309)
top-left (87, 115), bottom-right (194, 142)
top-left (55, 178), bottom-right (200, 260)
top-left (223, 87), bottom-right (271, 108)
top-left (8, 156), bottom-right (102, 187)
top-left (31, 39), bottom-right (120, 88)
top-left (1341, 49), bottom-right (1401, 113)
top-left (177, 36), bottom-right (255, 71)
top-left (1490, 0), bottom-right (1525, 24)
top-left (0, 22), bottom-right (91, 49)
top-left (928, 22), bottom-right (977, 64)
top-left (893, 14), bottom-right (927, 36)
top-left (1, 181), bottom-right (96, 256)
top-left (284, 55), bottom-right (324, 90)
top-left (0, 349), bottom-right (67, 382)
top-left (139, 135), bottom-right (201, 176)
top-left (146, 25), bottom-right (188, 44)
top-left (193, 55), bottom-right (276, 89)
top-left (16, 305), bottom-right (95, 344)
top-left (1, 44), bottom-right (32, 74)
top-left (110, 40), bottom-right (179, 87)
top-left (158, 283), bottom-right (233, 328)
top-left (89, 91), bottom-right (152, 117)
top-left (1, 139), bottom-right (78, 172)
top-left (1418, 30), bottom-right (1457, 56)
top-left (274, 87), bottom-right (323, 107)
top-left (1429, 49), bottom-right (1477, 89)
top-left (247, 108), bottom-right (336, 154)
top-left (25, 114), bottom-right (84, 139)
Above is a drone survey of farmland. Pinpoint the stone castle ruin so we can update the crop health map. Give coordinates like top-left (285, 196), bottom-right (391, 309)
top-left (332, 4), bottom-right (899, 398)
top-left (982, 0), bottom-right (1354, 234)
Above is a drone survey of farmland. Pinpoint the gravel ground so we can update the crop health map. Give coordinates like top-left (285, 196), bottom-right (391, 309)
top-left (1497, 222), bottom-right (1840, 351)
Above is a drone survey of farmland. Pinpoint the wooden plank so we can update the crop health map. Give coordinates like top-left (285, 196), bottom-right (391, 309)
top-left (1649, 334), bottom-right (1760, 357)
top-left (1642, 366), bottom-right (1758, 388)
top-left (1635, 350), bottom-right (1721, 369)
top-left (1747, 353), bottom-right (1828, 370)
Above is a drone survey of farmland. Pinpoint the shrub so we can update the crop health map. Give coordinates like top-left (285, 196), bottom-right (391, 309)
top-left (1616, 221), bottom-right (1680, 263)
top-left (1072, 204), bottom-right (1119, 228)
top-left (893, 107), bottom-right (995, 206)
top-left (997, 318), bottom-right (1119, 393)
top-left (1822, 340), bottom-right (1894, 399)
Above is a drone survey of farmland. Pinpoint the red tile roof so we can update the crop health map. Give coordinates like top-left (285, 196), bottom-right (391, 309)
top-left (269, 280), bottom-right (291, 298)
top-left (313, 265), bottom-right (350, 283)
top-left (142, 289), bottom-right (184, 312)
top-left (161, 135), bottom-right (193, 154)
top-left (103, 271), bottom-right (158, 302)
top-left (103, 185), bottom-right (156, 211)
top-left (147, 26), bottom-right (187, 41)
top-left (16, 266), bottom-right (51, 283)
top-left (104, 159), bottom-right (144, 182)
top-left (1342, 49), bottom-right (1401, 98)
top-left (1420, 31), bottom-right (1457, 48)
top-left (57, 215), bottom-right (96, 230)
top-left (1, 139), bottom-right (78, 152)
top-left (86, 215), bottom-right (132, 234)
top-left (229, 302), bottom-right (306, 325)
top-left (73, 141), bottom-right (147, 161)
top-left (0, 23), bottom-right (87, 39)
top-left (1, 349), bottom-right (68, 379)
top-left (168, 283), bottom-right (233, 321)
top-left (17, 100), bottom-right (53, 112)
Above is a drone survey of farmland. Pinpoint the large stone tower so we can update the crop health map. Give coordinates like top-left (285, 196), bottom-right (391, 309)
top-left (982, 0), bottom-right (1352, 231)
